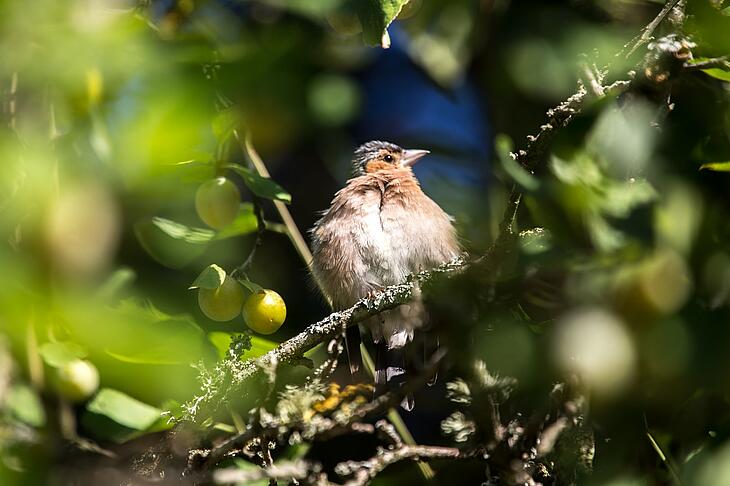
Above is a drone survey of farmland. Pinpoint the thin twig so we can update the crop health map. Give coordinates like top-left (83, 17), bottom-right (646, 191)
top-left (338, 444), bottom-right (484, 486)
top-left (623, 0), bottom-right (682, 58)
top-left (200, 350), bottom-right (446, 469)
top-left (231, 196), bottom-right (266, 278)
top-left (684, 56), bottom-right (730, 71)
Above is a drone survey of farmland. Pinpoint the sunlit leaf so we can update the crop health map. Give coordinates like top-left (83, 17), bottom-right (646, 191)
top-left (6, 384), bottom-right (46, 427)
top-left (86, 388), bottom-right (162, 431)
top-left (96, 267), bottom-right (136, 300)
top-left (189, 264), bottom-right (226, 290)
top-left (208, 331), bottom-right (277, 360)
top-left (355, 0), bottom-right (409, 47)
top-left (689, 58), bottom-right (730, 81)
top-left (519, 228), bottom-right (552, 255)
top-left (236, 277), bottom-right (264, 294)
top-left (135, 208), bottom-right (261, 269)
top-left (700, 161), bottom-right (730, 171)
top-left (212, 107), bottom-right (241, 142)
top-left (215, 203), bottom-right (259, 239)
top-left (39, 341), bottom-right (88, 368)
top-left (495, 134), bottom-right (539, 191)
top-left (134, 218), bottom-right (211, 269)
top-left (224, 164), bottom-right (291, 203)
top-left (103, 299), bottom-right (210, 365)
top-left (701, 68), bottom-right (730, 81)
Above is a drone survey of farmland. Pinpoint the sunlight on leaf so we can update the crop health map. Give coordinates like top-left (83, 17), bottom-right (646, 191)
top-left (700, 161), bottom-right (730, 171)
top-left (356, 0), bottom-right (409, 48)
top-left (190, 264), bottom-right (227, 290)
top-left (224, 164), bottom-right (292, 203)
top-left (39, 341), bottom-right (88, 368)
top-left (86, 388), bottom-right (162, 431)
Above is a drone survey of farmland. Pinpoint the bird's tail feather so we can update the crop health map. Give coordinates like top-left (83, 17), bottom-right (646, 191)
top-left (345, 325), bottom-right (363, 376)
top-left (375, 342), bottom-right (414, 411)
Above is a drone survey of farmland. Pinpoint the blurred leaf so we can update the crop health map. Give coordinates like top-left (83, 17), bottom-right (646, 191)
top-left (104, 299), bottom-right (209, 365)
top-left (232, 459), bottom-right (269, 486)
top-left (135, 209), bottom-right (260, 268)
top-left (603, 178), bottom-right (657, 218)
top-left (519, 228), bottom-right (552, 255)
top-left (6, 384), bottom-right (46, 427)
top-left (308, 74), bottom-right (361, 125)
top-left (86, 388), bottom-right (161, 431)
top-left (355, 0), bottom-right (409, 47)
top-left (208, 332), bottom-right (277, 361)
top-left (689, 57), bottom-right (730, 82)
top-left (224, 164), bottom-right (292, 203)
top-left (701, 68), bottom-right (730, 81)
top-left (39, 341), bottom-right (87, 368)
top-left (215, 203), bottom-right (259, 239)
top-left (212, 107), bottom-right (241, 142)
top-left (190, 264), bottom-right (226, 290)
top-left (495, 134), bottom-right (539, 191)
top-left (700, 161), bottom-right (730, 171)
top-left (96, 267), bottom-right (136, 300)
top-left (208, 331), bottom-right (235, 360)
top-left (134, 217), bottom-right (211, 269)
top-left (148, 217), bottom-right (214, 244)
top-left (249, 336), bottom-right (278, 357)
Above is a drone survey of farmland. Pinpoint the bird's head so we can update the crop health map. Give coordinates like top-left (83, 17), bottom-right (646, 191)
top-left (351, 141), bottom-right (430, 176)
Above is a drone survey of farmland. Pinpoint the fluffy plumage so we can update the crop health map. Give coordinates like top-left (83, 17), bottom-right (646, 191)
top-left (310, 141), bottom-right (460, 408)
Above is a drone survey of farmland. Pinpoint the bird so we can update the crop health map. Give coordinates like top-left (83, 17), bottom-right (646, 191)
top-left (310, 141), bottom-right (461, 409)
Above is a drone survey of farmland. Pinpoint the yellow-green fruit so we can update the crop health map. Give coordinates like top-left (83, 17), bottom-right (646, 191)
top-left (243, 289), bottom-right (286, 335)
top-left (198, 276), bottom-right (245, 322)
top-left (55, 359), bottom-right (100, 403)
top-left (195, 177), bottom-right (240, 230)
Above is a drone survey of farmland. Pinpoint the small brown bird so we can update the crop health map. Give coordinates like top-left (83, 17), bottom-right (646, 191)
top-left (311, 141), bottom-right (460, 409)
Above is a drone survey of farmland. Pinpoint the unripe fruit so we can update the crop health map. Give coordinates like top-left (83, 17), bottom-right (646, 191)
top-left (243, 289), bottom-right (286, 335)
top-left (54, 359), bottom-right (100, 403)
top-left (195, 177), bottom-right (240, 230)
top-left (198, 276), bottom-right (245, 322)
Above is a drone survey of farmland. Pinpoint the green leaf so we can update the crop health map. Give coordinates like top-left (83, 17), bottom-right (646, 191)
top-left (689, 57), bottom-right (730, 82)
top-left (189, 264), bottom-right (226, 290)
top-left (134, 217), bottom-right (212, 269)
top-left (86, 388), bottom-right (162, 431)
top-left (356, 0), bottom-right (409, 47)
top-left (701, 68), bottom-right (730, 82)
top-left (104, 299), bottom-right (211, 365)
top-left (96, 267), bottom-right (136, 300)
top-left (39, 341), bottom-right (88, 368)
top-left (136, 207), bottom-right (263, 269)
top-left (237, 277), bottom-right (264, 294)
top-left (249, 336), bottom-right (278, 357)
top-left (232, 459), bottom-right (269, 486)
top-left (215, 203), bottom-right (259, 239)
top-left (700, 161), bottom-right (730, 171)
top-left (519, 228), bottom-right (552, 255)
top-left (149, 217), bottom-right (215, 244)
top-left (6, 384), bottom-right (46, 427)
top-left (224, 164), bottom-right (292, 203)
top-left (208, 332), bottom-right (276, 360)
top-left (212, 107), bottom-right (240, 142)
top-left (495, 134), bottom-right (539, 191)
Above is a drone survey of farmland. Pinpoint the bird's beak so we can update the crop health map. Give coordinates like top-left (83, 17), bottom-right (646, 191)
top-left (400, 149), bottom-right (430, 168)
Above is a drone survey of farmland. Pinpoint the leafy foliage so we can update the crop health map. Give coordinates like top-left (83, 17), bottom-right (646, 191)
top-left (2, 1), bottom-right (730, 485)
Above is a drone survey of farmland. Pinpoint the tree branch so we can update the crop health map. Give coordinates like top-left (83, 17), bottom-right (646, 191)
top-left (181, 258), bottom-right (465, 421)
top-left (337, 444), bottom-right (483, 486)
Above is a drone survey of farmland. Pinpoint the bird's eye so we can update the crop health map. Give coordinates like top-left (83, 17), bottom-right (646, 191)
top-left (383, 154), bottom-right (394, 163)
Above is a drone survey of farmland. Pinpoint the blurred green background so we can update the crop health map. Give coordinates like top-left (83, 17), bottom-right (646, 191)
top-left (2, 0), bottom-right (730, 485)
